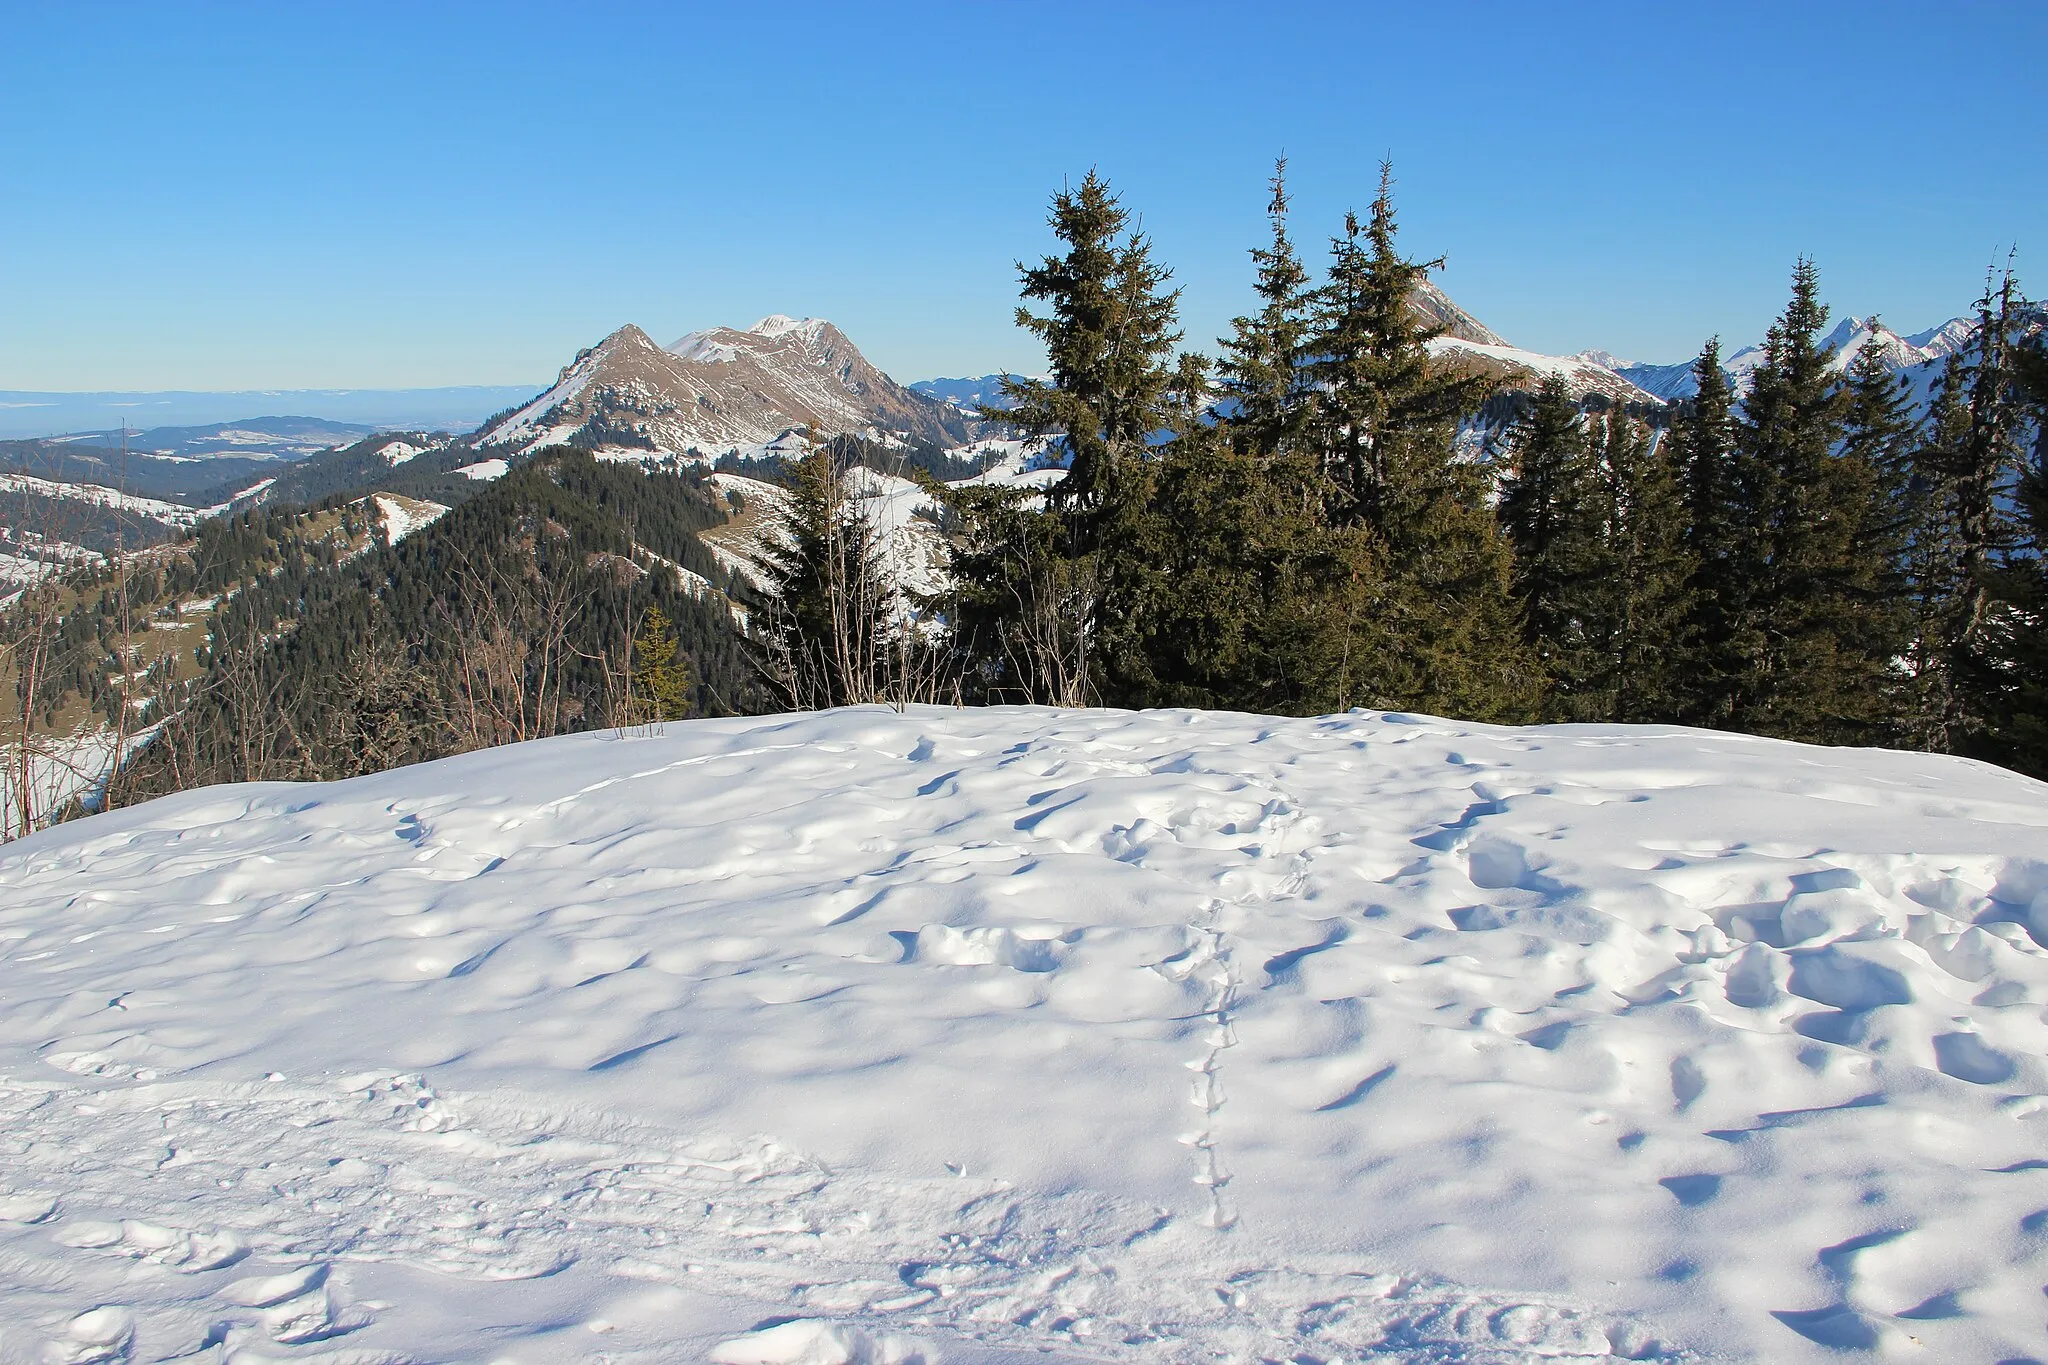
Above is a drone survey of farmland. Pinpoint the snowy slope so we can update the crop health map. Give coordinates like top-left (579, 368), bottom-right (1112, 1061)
top-left (2, 708), bottom-right (2046, 1362)
top-left (1426, 338), bottom-right (1656, 405)
top-left (0, 471), bottom-right (207, 526)
top-left (369, 492), bottom-right (449, 545)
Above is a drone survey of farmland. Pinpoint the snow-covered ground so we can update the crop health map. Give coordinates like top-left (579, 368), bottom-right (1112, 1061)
top-left (0, 723), bottom-right (154, 837)
top-left (1, 707), bottom-right (2046, 1362)
top-left (370, 494), bottom-right (450, 546)
top-left (453, 458), bottom-right (510, 482)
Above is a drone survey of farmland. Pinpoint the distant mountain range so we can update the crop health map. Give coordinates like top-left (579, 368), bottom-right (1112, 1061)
top-left (0, 388), bottom-right (537, 442)
top-left (1593, 315), bottom-right (1976, 405)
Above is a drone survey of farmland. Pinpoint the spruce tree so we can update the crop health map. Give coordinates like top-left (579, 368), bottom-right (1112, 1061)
top-left (630, 605), bottom-right (693, 722)
top-left (950, 172), bottom-right (1183, 706)
top-left (1217, 158), bottom-right (1313, 457)
top-left (1143, 352), bottom-right (1370, 714)
top-left (1726, 261), bottom-right (1896, 741)
top-left (1917, 271), bottom-right (2037, 758)
top-left (1300, 164), bottom-right (1535, 721)
top-left (1498, 375), bottom-right (1598, 715)
top-left (1584, 403), bottom-right (1692, 723)
top-left (1671, 338), bottom-right (1750, 727)
top-left (1988, 328), bottom-right (2048, 773)
top-left (755, 436), bottom-right (893, 709)
top-left (1305, 165), bottom-right (1490, 532)
top-left (1836, 326), bottom-right (1927, 744)
top-left (1002, 171), bottom-right (1181, 530)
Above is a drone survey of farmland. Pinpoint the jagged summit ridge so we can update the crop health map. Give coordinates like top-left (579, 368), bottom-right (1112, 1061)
top-left (1614, 312), bottom-right (1979, 402)
top-left (480, 317), bottom-right (972, 459)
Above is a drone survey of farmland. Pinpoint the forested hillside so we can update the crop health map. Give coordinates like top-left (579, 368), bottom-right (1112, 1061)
top-left (108, 451), bottom-right (765, 803)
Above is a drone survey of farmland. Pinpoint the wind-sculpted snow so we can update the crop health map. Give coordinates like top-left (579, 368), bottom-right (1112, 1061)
top-left (1, 709), bottom-right (2046, 1361)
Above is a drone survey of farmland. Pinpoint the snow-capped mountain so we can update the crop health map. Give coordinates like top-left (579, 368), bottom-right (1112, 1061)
top-left (909, 375), bottom-right (1032, 415)
top-left (478, 317), bottom-right (973, 460)
top-left (1611, 315), bottom-right (1976, 402)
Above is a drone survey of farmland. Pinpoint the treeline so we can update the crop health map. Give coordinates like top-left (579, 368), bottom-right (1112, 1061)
top-left (767, 164), bottom-right (2048, 777)
top-left (107, 451), bottom-right (767, 804)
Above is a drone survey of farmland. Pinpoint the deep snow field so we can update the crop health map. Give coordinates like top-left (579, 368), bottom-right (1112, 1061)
top-left (1, 707), bottom-right (2046, 1363)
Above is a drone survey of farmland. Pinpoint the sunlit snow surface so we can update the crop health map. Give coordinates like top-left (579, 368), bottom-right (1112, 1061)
top-left (2, 707), bottom-right (2046, 1362)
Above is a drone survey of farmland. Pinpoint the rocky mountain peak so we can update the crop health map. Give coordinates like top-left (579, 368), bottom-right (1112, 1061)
top-left (480, 317), bottom-right (970, 460)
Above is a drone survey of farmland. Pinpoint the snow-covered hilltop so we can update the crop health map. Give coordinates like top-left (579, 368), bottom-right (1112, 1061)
top-left (2, 706), bottom-right (2045, 1361)
top-left (477, 316), bottom-right (974, 460)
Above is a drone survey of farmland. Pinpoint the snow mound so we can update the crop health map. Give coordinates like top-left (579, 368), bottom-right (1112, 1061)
top-left (454, 456), bottom-right (509, 481)
top-left (712, 1318), bottom-right (930, 1365)
top-left (1, 708), bottom-right (2045, 1361)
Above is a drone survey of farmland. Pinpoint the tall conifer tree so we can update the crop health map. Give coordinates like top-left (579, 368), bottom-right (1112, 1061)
top-left (1670, 340), bottom-right (1748, 726)
top-left (1836, 328), bottom-right (1927, 743)
top-left (1305, 166), bottom-right (1490, 532)
top-left (1911, 271), bottom-right (2037, 756)
top-left (1727, 261), bottom-right (1895, 740)
top-left (949, 172), bottom-right (1183, 706)
top-left (1584, 404), bottom-right (1692, 722)
top-left (1300, 164), bottom-right (1535, 720)
top-left (1217, 158), bottom-right (1313, 457)
top-left (1498, 376), bottom-right (1598, 714)
top-left (1988, 327), bottom-right (2048, 773)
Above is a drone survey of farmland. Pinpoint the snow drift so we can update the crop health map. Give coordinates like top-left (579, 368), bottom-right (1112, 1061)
top-left (1, 707), bottom-right (2045, 1362)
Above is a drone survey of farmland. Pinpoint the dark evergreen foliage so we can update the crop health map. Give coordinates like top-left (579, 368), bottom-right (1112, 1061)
top-left (1579, 405), bottom-right (1691, 723)
top-left (111, 450), bottom-right (765, 802)
top-left (1669, 339), bottom-right (1750, 727)
top-left (1216, 158), bottom-right (1314, 458)
top-left (750, 438), bottom-right (896, 709)
top-left (631, 606), bottom-right (694, 721)
top-left (1499, 375), bottom-right (1598, 710)
top-left (947, 171), bottom-right (1184, 705)
top-left (1297, 166), bottom-right (1535, 720)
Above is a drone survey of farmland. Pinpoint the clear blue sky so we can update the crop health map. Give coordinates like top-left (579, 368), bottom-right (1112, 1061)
top-left (3, 1), bottom-right (2041, 391)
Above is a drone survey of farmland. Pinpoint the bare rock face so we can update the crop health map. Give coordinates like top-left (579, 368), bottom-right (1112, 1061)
top-left (481, 317), bottom-right (972, 458)
top-left (1409, 280), bottom-right (1509, 347)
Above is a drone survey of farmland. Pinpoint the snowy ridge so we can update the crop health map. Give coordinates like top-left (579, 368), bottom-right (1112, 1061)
top-left (1427, 337), bottom-right (1657, 404)
top-left (1613, 314), bottom-right (1976, 402)
top-left (0, 471), bottom-right (205, 525)
top-left (2, 707), bottom-right (2045, 1360)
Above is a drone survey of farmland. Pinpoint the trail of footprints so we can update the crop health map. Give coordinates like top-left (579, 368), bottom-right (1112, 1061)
top-left (1176, 906), bottom-right (1240, 1232)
